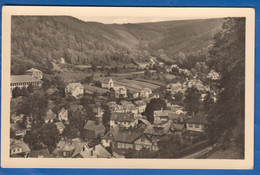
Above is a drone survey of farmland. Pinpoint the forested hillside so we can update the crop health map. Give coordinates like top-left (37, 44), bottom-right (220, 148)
top-left (11, 16), bottom-right (224, 74)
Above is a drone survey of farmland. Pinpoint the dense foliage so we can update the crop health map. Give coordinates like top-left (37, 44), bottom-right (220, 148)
top-left (206, 18), bottom-right (245, 157)
top-left (11, 16), bottom-right (224, 74)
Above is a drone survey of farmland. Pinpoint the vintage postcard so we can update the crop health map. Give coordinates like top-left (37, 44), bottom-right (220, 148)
top-left (1, 6), bottom-right (255, 169)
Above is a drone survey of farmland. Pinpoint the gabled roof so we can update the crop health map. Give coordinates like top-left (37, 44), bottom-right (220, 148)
top-left (45, 109), bottom-right (56, 120)
top-left (79, 144), bottom-right (111, 158)
top-left (10, 139), bottom-right (30, 153)
top-left (111, 112), bottom-right (135, 122)
top-left (58, 107), bottom-right (67, 114)
top-left (100, 78), bottom-right (113, 83)
top-left (55, 122), bottom-right (65, 130)
top-left (66, 83), bottom-right (84, 89)
top-left (186, 112), bottom-right (208, 124)
top-left (30, 149), bottom-right (51, 158)
top-left (26, 68), bottom-right (41, 72)
top-left (102, 126), bottom-right (120, 140)
top-left (114, 131), bottom-right (142, 143)
top-left (83, 120), bottom-right (105, 133)
top-left (53, 138), bottom-right (85, 158)
top-left (11, 75), bottom-right (42, 84)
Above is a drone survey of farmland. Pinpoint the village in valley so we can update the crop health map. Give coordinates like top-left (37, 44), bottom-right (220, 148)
top-left (9, 16), bottom-right (245, 159)
top-left (10, 57), bottom-right (221, 159)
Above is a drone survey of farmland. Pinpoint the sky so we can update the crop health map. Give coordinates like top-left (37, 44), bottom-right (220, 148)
top-left (73, 16), bottom-right (211, 24)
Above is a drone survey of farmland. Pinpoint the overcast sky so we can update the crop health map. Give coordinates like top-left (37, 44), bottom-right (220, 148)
top-left (73, 16), bottom-right (211, 24)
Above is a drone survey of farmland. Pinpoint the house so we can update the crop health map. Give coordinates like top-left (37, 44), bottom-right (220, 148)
top-left (11, 75), bottom-right (42, 97)
top-left (59, 57), bottom-right (66, 64)
top-left (153, 108), bottom-right (170, 125)
top-left (134, 134), bottom-right (159, 151)
top-left (25, 68), bottom-right (43, 80)
top-left (149, 57), bottom-right (156, 68)
top-left (144, 120), bottom-right (173, 137)
top-left (75, 144), bottom-right (111, 158)
top-left (110, 112), bottom-right (137, 129)
top-left (58, 107), bottom-right (69, 123)
top-left (113, 86), bottom-right (127, 98)
top-left (30, 149), bottom-right (51, 158)
top-left (83, 113), bottom-right (106, 140)
top-left (139, 88), bottom-right (152, 98)
top-left (158, 62), bottom-right (165, 68)
top-left (55, 122), bottom-right (65, 134)
top-left (113, 132), bottom-right (158, 152)
top-left (134, 100), bottom-right (147, 114)
top-left (107, 101), bottom-right (125, 113)
top-left (65, 83), bottom-right (84, 99)
top-left (120, 100), bottom-right (138, 114)
top-left (10, 139), bottom-right (30, 158)
top-left (113, 132), bottom-right (142, 150)
top-left (44, 109), bottom-right (56, 123)
top-left (101, 126), bottom-right (119, 147)
top-left (101, 78), bottom-right (114, 89)
top-left (185, 112), bottom-right (208, 132)
top-left (52, 138), bottom-right (88, 158)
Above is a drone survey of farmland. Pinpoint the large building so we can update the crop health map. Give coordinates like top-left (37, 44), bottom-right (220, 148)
top-left (11, 75), bottom-right (42, 91)
top-left (65, 83), bottom-right (84, 99)
top-left (25, 68), bottom-right (43, 80)
top-left (10, 75), bottom-right (42, 97)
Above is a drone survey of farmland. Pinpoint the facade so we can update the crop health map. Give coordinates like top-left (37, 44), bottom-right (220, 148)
top-left (52, 138), bottom-right (88, 158)
top-left (44, 109), bottom-right (57, 123)
top-left (58, 108), bottom-right (69, 122)
top-left (101, 78), bottom-right (114, 89)
top-left (134, 100), bottom-right (147, 114)
top-left (139, 88), bottom-right (152, 98)
top-left (185, 113), bottom-right (208, 132)
top-left (113, 86), bottom-right (127, 98)
top-left (10, 75), bottom-right (42, 97)
top-left (55, 122), bottom-right (65, 134)
top-left (110, 112), bottom-right (137, 129)
top-left (113, 132), bottom-right (158, 152)
top-left (65, 83), bottom-right (84, 99)
top-left (153, 108), bottom-right (170, 125)
top-left (25, 68), bottom-right (43, 80)
top-left (10, 139), bottom-right (30, 158)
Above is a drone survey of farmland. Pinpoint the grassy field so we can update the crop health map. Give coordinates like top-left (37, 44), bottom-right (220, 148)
top-left (83, 84), bottom-right (108, 94)
top-left (95, 77), bottom-right (161, 92)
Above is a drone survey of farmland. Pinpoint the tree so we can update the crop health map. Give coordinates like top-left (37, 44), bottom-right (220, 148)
top-left (27, 84), bottom-right (34, 93)
top-left (144, 69), bottom-right (151, 79)
top-left (184, 86), bottom-right (201, 115)
top-left (143, 98), bottom-right (167, 124)
top-left (38, 123), bottom-right (60, 153)
top-left (16, 90), bottom-right (48, 129)
top-left (12, 87), bottom-right (21, 98)
top-left (62, 125), bottom-right (79, 139)
top-left (94, 81), bottom-right (102, 88)
top-left (20, 87), bottom-right (29, 97)
top-left (101, 103), bottom-right (111, 127)
top-left (206, 18), bottom-right (245, 157)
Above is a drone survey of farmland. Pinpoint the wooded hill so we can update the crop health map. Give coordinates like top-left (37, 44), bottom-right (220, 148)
top-left (11, 16), bottom-right (224, 74)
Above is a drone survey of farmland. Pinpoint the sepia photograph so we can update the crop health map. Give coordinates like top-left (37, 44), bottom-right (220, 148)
top-left (1, 6), bottom-right (254, 169)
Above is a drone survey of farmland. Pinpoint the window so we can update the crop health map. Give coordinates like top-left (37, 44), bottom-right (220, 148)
top-left (141, 138), bottom-right (145, 142)
top-left (188, 124), bottom-right (193, 127)
top-left (195, 124), bottom-right (200, 128)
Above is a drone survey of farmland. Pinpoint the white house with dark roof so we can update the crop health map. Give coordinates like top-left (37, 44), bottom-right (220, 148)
top-left (101, 78), bottom-right (114, 89)
top-left (185, 112), bottom-right (208, 132)
top-left (110, 112), bottom-right (137, 129)
top-left (58, 107), bottom-right (69, 123)
top-left (65, 83), bottom-right (84, 99)
top-left (10, 139), bottom-right (30, 158)
top-left (113, 86), bottom-right (127, 98)
top-left (25, 68), bottom-right (43, 80)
